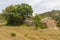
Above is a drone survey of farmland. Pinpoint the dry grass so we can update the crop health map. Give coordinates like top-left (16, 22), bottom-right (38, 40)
top-left (0, 23), bottom-right (60, 40)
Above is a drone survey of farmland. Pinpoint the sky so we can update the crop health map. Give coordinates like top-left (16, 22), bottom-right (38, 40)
top-left (0, 0), bottom-right (60, 15)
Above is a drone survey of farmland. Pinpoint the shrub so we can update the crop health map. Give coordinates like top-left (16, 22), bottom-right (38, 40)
top-left (6, 13), bottom-right (23, 26)
top-left (24, 33), bottom-right (28, 37)
top-left (40, 23), bottom-right (47, 29)
top-left (10, 32), bottom-right (16, 37)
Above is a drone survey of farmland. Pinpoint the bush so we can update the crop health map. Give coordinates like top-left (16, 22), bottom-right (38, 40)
top-left (24, 33), bottom-right (29, 37)
top-left (10, 32), bottom-right (16, 37)
top-left (6, 13), bottom-right (23, 26)
top-left (40, 26), bottom-right (47, 29)
top-left (40, 23), bottom-right (47, 29)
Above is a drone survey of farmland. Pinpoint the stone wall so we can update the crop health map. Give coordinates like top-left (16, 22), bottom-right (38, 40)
top-left (41, 17), bottom-right (58, 30)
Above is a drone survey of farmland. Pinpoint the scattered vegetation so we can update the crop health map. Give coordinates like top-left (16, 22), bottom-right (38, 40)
top-left (40, 23), bottom-right (47, 29)
top-left (10, 32), bottom-right (16, 37)
top-left (24, 33), bottom-right (29, 37)
top-left (0, 3), bottom-right (60, 40)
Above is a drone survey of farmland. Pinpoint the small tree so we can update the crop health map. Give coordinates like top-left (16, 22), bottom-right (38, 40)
top-left (33, 14), bottom-right (42, 29)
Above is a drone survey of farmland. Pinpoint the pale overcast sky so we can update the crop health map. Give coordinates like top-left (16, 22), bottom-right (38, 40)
top-left (0, 0), bottom-right (60, 15)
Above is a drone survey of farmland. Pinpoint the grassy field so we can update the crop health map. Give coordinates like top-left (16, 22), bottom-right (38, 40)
top-left (0, 23), bottom-right (60, 40)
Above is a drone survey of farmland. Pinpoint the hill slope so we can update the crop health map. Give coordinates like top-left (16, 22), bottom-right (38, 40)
top-left (40, 10), bottom-right (60, 19)
top-left (0, 26), bottom-right (60, 40)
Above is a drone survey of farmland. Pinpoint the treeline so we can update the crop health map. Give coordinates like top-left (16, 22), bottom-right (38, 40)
top-left (0, 3), bottom-right (60, 29)
top-left (0, 3), bottom-right (46, 29)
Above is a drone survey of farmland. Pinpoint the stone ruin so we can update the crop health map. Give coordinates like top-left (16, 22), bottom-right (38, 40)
top-left (41, 17), bottom-right (58, 30)
top-left (24, 18), bottom-right (34, 26)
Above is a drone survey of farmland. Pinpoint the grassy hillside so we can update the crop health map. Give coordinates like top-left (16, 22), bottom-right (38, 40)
top-left (0, 25), bottom-right (60, 40)
top-left (40, 10), bottom-right (60, 19)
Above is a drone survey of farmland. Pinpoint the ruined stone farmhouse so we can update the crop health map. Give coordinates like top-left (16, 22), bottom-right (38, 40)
top-left (41, 17), bottom-right (58, 29)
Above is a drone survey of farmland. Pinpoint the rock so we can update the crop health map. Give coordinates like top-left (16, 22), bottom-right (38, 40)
top-left (41, 17), bottom-right (58, 30)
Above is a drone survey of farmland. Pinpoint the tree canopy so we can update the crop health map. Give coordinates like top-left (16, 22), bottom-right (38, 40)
top-left (2, 3), bottom-right (33, 25)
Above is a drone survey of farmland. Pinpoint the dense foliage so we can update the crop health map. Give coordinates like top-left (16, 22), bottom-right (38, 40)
top-left (33, 14), bottom-right (41, 29)
top-left (2, 3), bottom-right (33, 25)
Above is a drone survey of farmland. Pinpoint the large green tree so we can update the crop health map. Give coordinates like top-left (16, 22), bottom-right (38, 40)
top-left (2, 3), bottom-right (33, 25)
